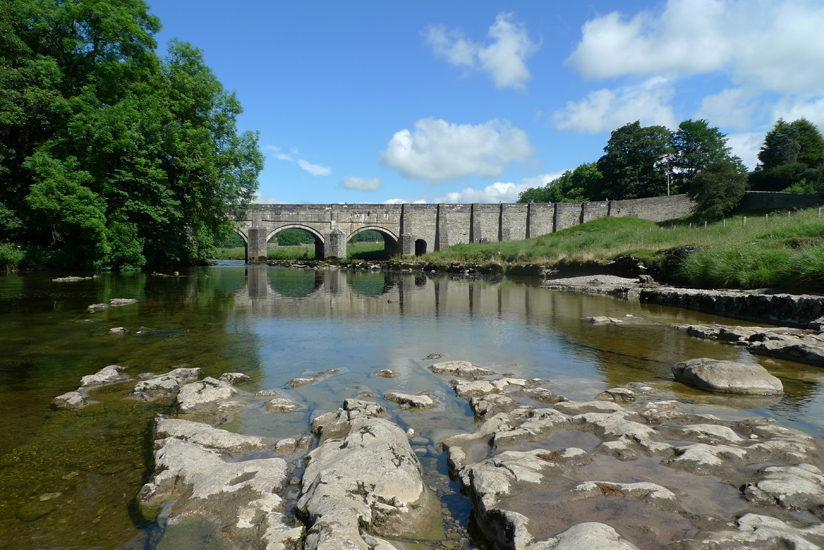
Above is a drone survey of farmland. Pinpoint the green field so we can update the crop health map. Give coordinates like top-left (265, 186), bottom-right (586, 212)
top-left (214, 242), bottom-right (386, 261)
top-left (423, 207), bottom-right (824, 292)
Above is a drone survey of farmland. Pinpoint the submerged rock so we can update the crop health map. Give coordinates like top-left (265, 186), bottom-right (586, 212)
top-left (218, 372), bottom-right (251, 385)
top-left (371, 369), bottom-right (400, 378)
top-left (53, 391), bottom-right (87, 410)
top-left (672, 358), bottom-right (783, 395)
top-left (264, 397), bottom-right (302, 413)
top-left (286, 369), bottom-right (342, 388)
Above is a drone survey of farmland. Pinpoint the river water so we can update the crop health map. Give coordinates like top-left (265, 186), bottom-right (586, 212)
top-left (2, 262), bottom-right (824, 549)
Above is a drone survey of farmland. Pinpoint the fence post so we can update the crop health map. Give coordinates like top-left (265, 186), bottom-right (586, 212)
top-left (723, 218), bottom-right (726, 228)
top-left (743, 216), bottom-right (746, 226)
top-left (704, 221), bottom-right (707, 229)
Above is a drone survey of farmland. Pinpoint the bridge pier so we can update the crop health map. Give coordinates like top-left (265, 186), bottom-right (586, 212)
top-left (247, 227), bottom-right (268, 263)
top-left (323, 229), bottom-right (347, 260)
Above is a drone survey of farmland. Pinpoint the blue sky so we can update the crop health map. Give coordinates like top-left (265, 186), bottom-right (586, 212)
top-left (148, 1), bottom-right (824, 205)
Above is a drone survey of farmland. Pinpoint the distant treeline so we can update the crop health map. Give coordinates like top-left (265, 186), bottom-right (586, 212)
top-left (518, 118), bottom-right (824, 219)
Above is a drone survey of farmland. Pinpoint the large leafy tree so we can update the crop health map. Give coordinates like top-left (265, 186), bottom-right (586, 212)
top-left (757, 119), bottom-right (801, 171)
top-left (689, 156), bottom-right (748, 218)
top-left (752, 118), bottom-right (824, 193)
top-left (0, 0), bottom-right (263, 269)
top-left (670, 119), bottom-right (730, 194)
top-left (517, 163), bottom-right (603, 204)
top-left (596, 121), bottom-right (672, 200)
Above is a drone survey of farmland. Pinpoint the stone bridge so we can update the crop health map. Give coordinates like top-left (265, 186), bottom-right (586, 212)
top-left (233, 195), bottom-right (694, 262)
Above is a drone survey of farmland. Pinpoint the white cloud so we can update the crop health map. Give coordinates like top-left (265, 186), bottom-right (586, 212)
top-left (726, 132), bottom-right (763, 171)
top-left (434, 172), bottom-right (566, 204)
top-left (565, 0), bottom-right (824, 95)
top-left (341, 176), bottom-right (383, 192)
top-left (383, 198), bottom-right (429, 205)
top-left (253, 193), bottom-right (289, 204)
top-left (771, 96), bottom-right (824, 131)
top-left (424, 12), bottom-right (539, 89)
top-left (553, 81), bottom-right (677, 133)
top-left (697, 88), bottom-right (758, 131)
top-left (297, 159), bottom-right (332, 176)
top-left (379, 117), bottom-right (535, 181)
top-left (264, 145), bottom-right (293, 161)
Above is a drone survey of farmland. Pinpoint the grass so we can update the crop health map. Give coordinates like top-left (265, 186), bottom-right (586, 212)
top-left (0, 243), bottom-right (25, 273)
top-left (422, 207), bottom-right (824, 293)
top-left (213, 242), bottom-right (387, 261)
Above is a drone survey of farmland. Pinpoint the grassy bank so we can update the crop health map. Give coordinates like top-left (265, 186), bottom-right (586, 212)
top-left (214, 242), bottom-right (387, 261)
top-left (422, 207), bottom-right (824, 292)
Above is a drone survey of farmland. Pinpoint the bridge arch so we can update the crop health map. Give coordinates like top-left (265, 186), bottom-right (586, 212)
top-left (347, 225), bottom-right (399, 258)
top-left (268, 224), bottom-right (326, 260)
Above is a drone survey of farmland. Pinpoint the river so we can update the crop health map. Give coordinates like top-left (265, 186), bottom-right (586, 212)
top-left (2, 262), bottom-right (823, 548)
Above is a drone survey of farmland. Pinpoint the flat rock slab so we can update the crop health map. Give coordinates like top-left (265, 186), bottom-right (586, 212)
top-left (139, 417), bottom-right (300, 549)
top-left (131, 367), bottom-right (202, 401)
top-left (672, 358), bottom-right (783, 395)
top-left (53, 391), bottom-right (87, 410)
top-left (297, 414), bottom-right (441, 549)
top-left (429, 360), bottom-right (495, 379)
top-left (218, 372), bottom-right (251, 385)
top-left (176, 377), bottom-right (239, 414)
top-left (384, 391), bottom-right (438, 411)
top-left (371, 369), bottom-right (400, 378)
top-left (286, 369), bottom-right (341, 388)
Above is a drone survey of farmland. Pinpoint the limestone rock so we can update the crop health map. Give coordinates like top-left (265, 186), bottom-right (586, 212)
top-left (131, 367), bottom-right (202, 401)
top-left (310, 398), bottom-right (387, 443)
top-left (384, 391), bottom-right (438, 411)
top-left (264, 397), bottom-right (302, 413)
top-left (255, 389), bottom-right (279, 398)
top-left (176, 377), bottom-right (239, 414)
top-left (672, 358), bottom-right (783, 395)
top-left (88, 303), bottom-right (109, 312)
top-left (429, 360), bottom-right (495, 379)
top-left (139, 418), bottom-right (300, 549)
top-left (743, 463), bottom-right (824, 510)
top-left (541, 522), bottom-right (641, 550)
top-left (155, 417), bottom-right (270, 455)
top-left (80, 365), bottom-right (128, 388)
top-left (685, 514), bottom-right (824, 550)
top-left (109, 298), bottom-right (138, 307)
top-left (297, 415), bottom-right (440, 550)
top-left (286, 369), bottom-right (341, 388)
top-left (585, 316), bottom-right (623, 325)
top-left (108, 327), bottom-right (129, 335)
top-left (54, 391), bottom-right (87, 410)
top-left (218, 372), bottom-right (251, 385)
top-left (371, 369), bottom-right (400, 378)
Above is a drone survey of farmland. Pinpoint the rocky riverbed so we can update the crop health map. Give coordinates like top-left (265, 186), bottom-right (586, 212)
top-left (51, 353), bottom-right (824, 550)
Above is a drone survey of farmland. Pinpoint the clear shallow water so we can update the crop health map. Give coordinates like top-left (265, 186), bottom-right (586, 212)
top-left (2, 262), bottom-right (824, 548)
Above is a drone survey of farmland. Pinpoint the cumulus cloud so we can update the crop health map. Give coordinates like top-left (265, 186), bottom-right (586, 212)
top-left (553, 80), bottom-right (677, 133)
top-left (565, 0), bottom-right (824, 96)
top-left (379, 117), bottom-right (535, 181)
top-left (424, 12), bottom-right (539, 89)
top-left (434, 172), bottom-right (566, 204)
top-left (297, 159), bottom-right (332, 176)
top-left (771, 96), bottom-right (824, 131)
top-left (253, 193), bottom-right (289, 204)
top-left (341, 176), bottom-right (383, 192)
top-left (726, 132), bottom-right (763, 171)
top-left (696, 88), bottom-right (759, 131)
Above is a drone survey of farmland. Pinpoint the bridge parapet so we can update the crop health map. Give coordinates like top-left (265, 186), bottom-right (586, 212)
top-left (232, 196), bottom-right (696, 263)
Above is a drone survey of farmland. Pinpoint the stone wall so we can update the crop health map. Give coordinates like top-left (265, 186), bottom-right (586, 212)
top-left (609, 194), bottom-right (694, 222)
top-left (740, 191), bottom-right (820, 211)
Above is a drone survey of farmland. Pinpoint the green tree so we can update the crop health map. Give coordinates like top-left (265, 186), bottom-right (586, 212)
top-left (670, 119), bottom-right (730, 194)
top-left (757, 119), bottom-right (801, 170)
top-left (792, 118), bottom-right (824, 170)
top-left (596, 121), bottom-right (673, 200)
top-left (517, 184), bottom-right (553, 203)
top-left (0, 0), bottom-right (263, 269)
top-left (689, 156), bottom-right (748, 218)
top-left (517, 163), bottom-right (603, 203)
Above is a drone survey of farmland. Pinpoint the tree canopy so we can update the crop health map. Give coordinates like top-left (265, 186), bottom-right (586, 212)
top-left (595, 121), bottom-right (672, 201)
top-left (752, 118), bottom-right (824, 193)
top-left (0, 0), bottom-right (263, 270)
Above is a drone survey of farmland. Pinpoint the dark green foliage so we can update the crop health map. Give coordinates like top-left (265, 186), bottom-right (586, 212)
top-left (688, 156), bottom-right (748, 219)
top-left (221, 232), bottom-right (245, 247)
top-left (670, 119), bottom-right (730, 194)
top-left (0, 0), bottom-right (263, 270)
top-left (276, 229), bottom-right (314, 246)
top-left (752, 118), bottom-right (824, 194)
top-left (517, 163), bottom-right (602, 203)
top-left (595, 121), bottom-right (672, 200)
top-left (758, 120), bottom-right (800, 170)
